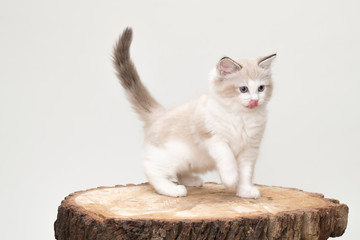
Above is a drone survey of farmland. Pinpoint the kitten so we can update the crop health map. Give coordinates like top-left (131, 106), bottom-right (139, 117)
top-left (113, 28), bottom-right (276, 198)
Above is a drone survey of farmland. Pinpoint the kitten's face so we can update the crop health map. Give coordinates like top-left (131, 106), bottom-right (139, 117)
top-left (212, 54), bottom-right (276, 110)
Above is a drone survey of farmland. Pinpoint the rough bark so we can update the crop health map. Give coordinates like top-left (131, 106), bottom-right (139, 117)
top-left (54, 183), bottom-right (348, 240)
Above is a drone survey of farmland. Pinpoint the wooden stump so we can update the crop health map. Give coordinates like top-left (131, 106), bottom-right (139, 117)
top-left (54, 183), bottom-right (348, 240)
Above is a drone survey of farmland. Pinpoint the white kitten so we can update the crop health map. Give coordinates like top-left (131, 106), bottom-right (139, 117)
top-left (113, 28), bottom-right (276, 198)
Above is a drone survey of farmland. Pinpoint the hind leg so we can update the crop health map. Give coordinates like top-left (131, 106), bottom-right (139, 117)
top-left (143, 142), bottom-right (191, 197)
top-left (145, 170), bottom-right (187, 197)
top-left (178, 174), bottom-right (203, 187)
top-left (145, 164), bottom-right (187, 197)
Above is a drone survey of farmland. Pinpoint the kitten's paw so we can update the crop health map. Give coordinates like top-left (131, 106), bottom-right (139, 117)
top-left (179, 175), bottom-right (203, 187)
top-left (173, 185), bottom-right (188, 197)
top-left (220, 171), bottom-right (238, 188)
top-left (161, 185), bottom-right (188, 197)
top-left (237, 185), bottom-right (261, 199)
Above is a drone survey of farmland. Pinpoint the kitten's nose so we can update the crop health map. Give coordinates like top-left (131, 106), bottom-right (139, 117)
top-left (248, 99), bottom-right (258, 108)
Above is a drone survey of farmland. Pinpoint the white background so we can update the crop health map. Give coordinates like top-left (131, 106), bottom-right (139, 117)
top-left (1, 0), bottom-right (359, 239)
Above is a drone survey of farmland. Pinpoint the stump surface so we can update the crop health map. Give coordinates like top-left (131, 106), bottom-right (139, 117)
top-left (55, 183), bottom-right (348, 240)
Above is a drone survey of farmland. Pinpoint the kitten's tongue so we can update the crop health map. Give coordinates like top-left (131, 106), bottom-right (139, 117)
top-left (248, 100), bottom-right (258, 109)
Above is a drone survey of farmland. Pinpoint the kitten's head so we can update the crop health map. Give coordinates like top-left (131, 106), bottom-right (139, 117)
top-left (210, 54), bottom-right (276, 111)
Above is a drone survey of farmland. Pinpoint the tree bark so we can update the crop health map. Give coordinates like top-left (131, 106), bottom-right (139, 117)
top-left (54, 183), bottom-right (348, 240)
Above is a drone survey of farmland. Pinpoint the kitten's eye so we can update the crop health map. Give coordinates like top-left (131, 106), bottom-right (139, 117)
top-left (239, 86), bottom-right (248, 93)
top-left (258, 85), bottom-right (265, 92)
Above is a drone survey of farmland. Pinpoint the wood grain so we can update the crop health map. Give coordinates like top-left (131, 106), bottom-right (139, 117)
top-left (54, 183), bottom-right (348, 240)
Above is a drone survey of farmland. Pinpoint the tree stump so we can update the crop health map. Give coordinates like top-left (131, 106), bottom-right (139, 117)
top-left (54, 183), bottom-right (348, 240)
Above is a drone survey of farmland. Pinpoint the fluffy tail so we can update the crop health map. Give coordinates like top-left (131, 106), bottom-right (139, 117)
top-left (113, 28), bottom-right (163, 124)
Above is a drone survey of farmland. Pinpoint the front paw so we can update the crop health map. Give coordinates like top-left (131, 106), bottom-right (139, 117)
top-left (237, 185), bottom-right (260, 199)
top-left (220, 170), bottom-right (238, 188)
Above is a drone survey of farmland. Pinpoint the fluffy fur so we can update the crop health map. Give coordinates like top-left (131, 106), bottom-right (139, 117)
top-left (113, 28), bottom-right (276, 198)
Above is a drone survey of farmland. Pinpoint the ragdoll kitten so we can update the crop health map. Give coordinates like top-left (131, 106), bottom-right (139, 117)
top-left (113, 28), bottom-right (276, 198)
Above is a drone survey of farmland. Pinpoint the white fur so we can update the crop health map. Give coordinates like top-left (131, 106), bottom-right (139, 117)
top-left (141, 56), bottom-right (275, 198)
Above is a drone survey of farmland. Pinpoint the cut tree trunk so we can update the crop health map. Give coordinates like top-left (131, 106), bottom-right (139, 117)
top-left (54, 183), bottom-right (348, 240)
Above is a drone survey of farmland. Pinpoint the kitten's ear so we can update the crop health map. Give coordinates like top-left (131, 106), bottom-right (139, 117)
top-left (258, 53), bottom-right (277, 69)
top-left (217, 57), bottom-right (242, 76)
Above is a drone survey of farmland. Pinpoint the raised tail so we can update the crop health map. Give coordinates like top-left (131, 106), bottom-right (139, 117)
top-left (112, 28), bottom-right (163, 125)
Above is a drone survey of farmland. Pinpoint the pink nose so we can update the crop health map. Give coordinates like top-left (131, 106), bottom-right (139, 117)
top-left (248, 99), bottom-right (258, 108)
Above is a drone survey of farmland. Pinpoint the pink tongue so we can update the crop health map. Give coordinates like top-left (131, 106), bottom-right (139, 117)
top-left (248, 100), bottom-right (258, 108)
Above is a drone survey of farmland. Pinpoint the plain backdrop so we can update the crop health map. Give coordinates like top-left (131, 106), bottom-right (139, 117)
top-left (1, 0), bottom-right (359, 239)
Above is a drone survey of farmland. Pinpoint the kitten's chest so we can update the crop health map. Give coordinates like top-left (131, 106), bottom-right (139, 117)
top-left (206, 102), bottom-right (267, 154)
top-left (226, 115), bottom-right (266, 155)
